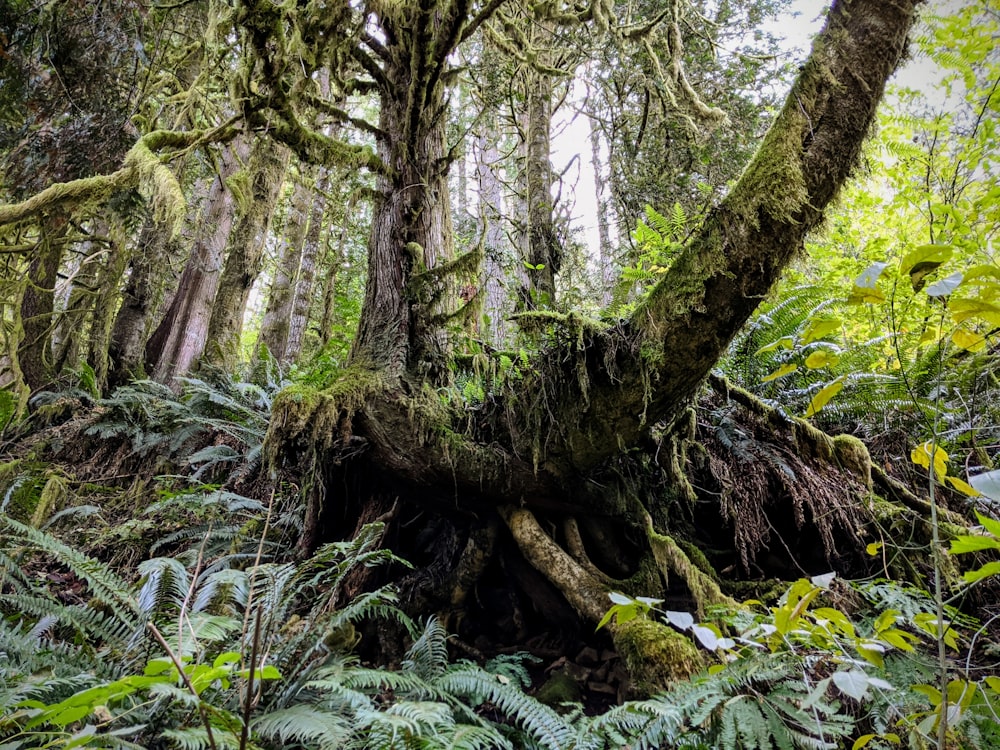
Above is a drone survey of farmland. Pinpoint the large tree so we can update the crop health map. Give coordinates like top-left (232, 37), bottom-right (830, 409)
top-left (250, 0), bottom-right (926, 677)
top-left (0, 0), bottom-right (926, 687)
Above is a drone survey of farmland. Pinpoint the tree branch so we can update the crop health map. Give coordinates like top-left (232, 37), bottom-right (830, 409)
top-left (495, 0), bottom-right (926, 478)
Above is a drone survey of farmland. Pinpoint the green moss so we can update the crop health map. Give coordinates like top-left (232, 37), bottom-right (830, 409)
top-left (30, 472), bottom-right (69, 528)
top-left (0, 460), bottom-right (36, 522)
top-left (535, 670), bottom-right (583, 707)
top-left (726, 41), bottom-right (836, 223)
top-left (833, 433), bottom-right (873, 488)
top-left (646, 517), bottom-right (733, 618)
top-left (614, 618), bottom-right (703, 695)
top-left (676, 539), bottom-right (721, 585)
top-left (265, 367), bottom-right (385, 468)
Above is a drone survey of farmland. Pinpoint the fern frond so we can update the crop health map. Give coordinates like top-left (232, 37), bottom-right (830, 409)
top-left (403, 617), bottom-right (451, 681)
top-left (252, 704), bottom-right (352, 749)
top-left (436, 666), bottom-right (575, 749)
top-left (136, 557), bottom-right (191, 618)
top-left (0, 516), bottom-right (137, 628)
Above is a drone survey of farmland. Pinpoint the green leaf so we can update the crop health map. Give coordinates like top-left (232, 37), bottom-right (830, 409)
top-left (804, 379), bottom-right (844, 417)
top-left (949, 535), bottom-right (1000, 555)
top-left (975, 510), bottom-right (1000, 538)
top-left (963, 561), bottom-right (1000, 584)
top-left (832, 668), bottom-right (870, 700)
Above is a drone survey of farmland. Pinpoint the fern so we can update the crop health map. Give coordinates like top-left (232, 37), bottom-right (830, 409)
top-left (252, 704), bottom-right (352, 748)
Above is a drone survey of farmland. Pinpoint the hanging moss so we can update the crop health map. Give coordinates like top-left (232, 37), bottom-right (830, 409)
top-left (124, 135), bottom-right (187, 237)
top-left (645, 516), bottom-right (733, 619)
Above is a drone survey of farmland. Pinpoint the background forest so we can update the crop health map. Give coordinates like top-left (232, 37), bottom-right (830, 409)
top-left (1, 0), bottom-right (999, 748)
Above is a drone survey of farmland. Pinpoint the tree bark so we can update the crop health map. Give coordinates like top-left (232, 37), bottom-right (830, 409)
top-left (518, 71), bottom-right (560, 310)
top-left (146, 142), bottom-right (245, 384)
top-left (475, 126), bottom-right (510, 347)
top-left (285, 167), bottom-right (329, 361)
top-left (107, 218), bottom-right (188, 389)
top-left (203, 138), bottom-right (289, 371)
top-left (256, 173), bottom-right (312, 366)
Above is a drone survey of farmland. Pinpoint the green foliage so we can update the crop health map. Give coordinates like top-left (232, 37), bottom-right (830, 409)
top-left (596, 573), bottom-right (1000, 749)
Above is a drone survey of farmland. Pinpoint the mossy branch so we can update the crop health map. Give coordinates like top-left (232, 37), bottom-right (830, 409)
top-left (0, 127), bottom-right (236, 233)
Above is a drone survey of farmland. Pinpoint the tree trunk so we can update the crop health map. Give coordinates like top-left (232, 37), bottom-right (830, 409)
top-left (19, 212), bottom-right (68, 391)
top-left (107, 219), bottom-right (187, 389)
top-left (285, 168), bottom-right (329, 361)
top-left (319, 191), bottom-right (357, 349)
top-left (256, 173), bottom-right (312, 366)
top-left (86, 227), bottom-right (129, 392)
top-left (589, 114), bottom-right (615, 307)
top-left (350, 34), bottom-right (455, 380)
top-left (518, 71), bottom-right (560, 310)
top-left (203, 138), bottom-right (289, 371)
top-left (146, 142), bottom-right (244, 384)
top-left (475, 126), bottom-right (510, 347)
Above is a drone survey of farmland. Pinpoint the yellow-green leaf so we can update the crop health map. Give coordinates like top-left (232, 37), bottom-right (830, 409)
top-left (848, 285), bottom-right (886, 305)
top-left (762, 363), bottom-right (798, 382)
top-left (911, 442), bottom-right (948, 478)
top-left (756, 336), bottom-right (796, 355)
top-left (804, 378), bottom-right (844, 417)
top-left (950, 297), bottom-right (1000, 326)
top-left (945, 475), bottom-right (981, 497)
top-left (866, 541), bottom-right (883, 557)
top-left (963, 561), bottom-right (1000, 584)
top-left (952, 328), bottom-right (987, 352)
top-left (802, 316), bottom-right (841, 344)
top-left (900, 244), bottom-right (953, 275)
top-left (881, 628), bottom-right (917, 652)
top-left (805, 350), bottom-right (840, 369)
